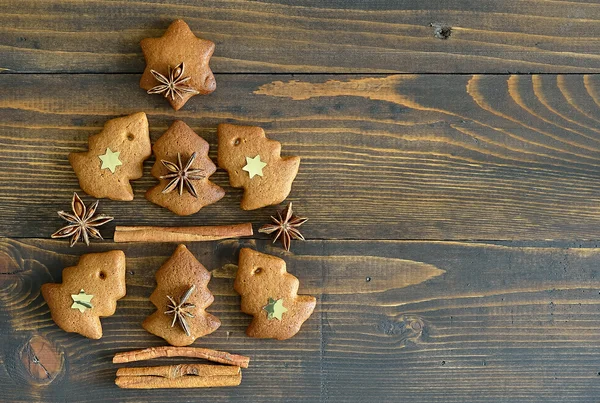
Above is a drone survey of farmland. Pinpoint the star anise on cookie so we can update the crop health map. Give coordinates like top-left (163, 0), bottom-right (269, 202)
top-left (51, 192), bottom-right (114, 247)
top-left (165, 285), bottom-right (196, 336)
top-left (140, 20), bottom-right (216, 111)
top-left (147, 62), bottom-right (200, 101)
top-left (160, 152), bottom-right (205, 198)
top-left (259, 202), bottom-right (307, 251)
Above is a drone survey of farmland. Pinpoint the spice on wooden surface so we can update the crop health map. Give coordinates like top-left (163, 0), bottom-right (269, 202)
top-left (259, 202), bottom-right (307, 251)
top-left (115, 372), bottom-right (241, 389)
top-left (113, 346), bottom-right (250, 368)
top-left (113, 223), bottom-right (253, 243)
top-left (116, 364), bottom-right (240, 379)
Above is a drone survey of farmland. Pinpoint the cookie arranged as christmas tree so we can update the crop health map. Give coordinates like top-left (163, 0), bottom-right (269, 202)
top-left (234, 248), bottom-right (315, 340)
top-left (140, 20), bottom-right (216, 111)
top-left (143, 244), bottom-right (221, 346)
top-left (217, 123), bottom-right (300, 210)
top-left (69, 112), bottom-right (151, 201)
top-left (41, 250), bottom-right (127, 339)
top-left (146, 121), bottom-right (225, 216)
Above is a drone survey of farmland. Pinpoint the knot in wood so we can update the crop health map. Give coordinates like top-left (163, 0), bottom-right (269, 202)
top-left (19, 335), bottom-right (63, 385)
top-left (377, 315), bottom-right (426, 343)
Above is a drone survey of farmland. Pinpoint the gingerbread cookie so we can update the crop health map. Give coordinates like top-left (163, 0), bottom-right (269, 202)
top-left (141, 20), bottom-right (216, 111)
top-left (217, 124), bottom-right (300, 210)
top-left (69, 112), bottom-right (151, 201)
top-left (234, 248), bottom-right (315, 340)
top-left (143, 244), bottom-right (221, 346)
top-left (145, 121), bottom-right (224, 215)
top-left (41, 250), bottom-right (126, 339)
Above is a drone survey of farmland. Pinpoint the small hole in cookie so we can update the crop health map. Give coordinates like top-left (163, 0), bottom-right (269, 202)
top-left (234, 138), bottom-right (241, 146)
top-left (127, 133), bottom-right (135, 141)
top-left (99, 271), bottom-right (106, 280)
top-left (253, 268), bottom-right (262, 275)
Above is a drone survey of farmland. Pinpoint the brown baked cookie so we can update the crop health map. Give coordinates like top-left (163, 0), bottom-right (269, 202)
top-left (145, 121), bottom-right (224, 216)
top-left (41, 250), bottom-right (126, 339)
top-left (217, 124), bottom-right (300, 210)
top-left (234, 248), bottom-right (315, 340)
top-left (69, 112), bottom-right (151, 201)
top-left (143, 244), bottom-right (221, 346)
top-left (140, 20), bottom-right (216, 111)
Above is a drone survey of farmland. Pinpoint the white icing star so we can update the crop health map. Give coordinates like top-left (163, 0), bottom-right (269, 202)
top-left (99, 148), bottom-right (122, 173)
top-left (242, 155), bottom-right (267, 179)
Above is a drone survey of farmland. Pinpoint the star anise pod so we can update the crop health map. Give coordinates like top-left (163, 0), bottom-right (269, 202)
top-left (160, 152), bottom-right (205, 198)
top-left (259, 202), bottom-right (307, 251)
top-left (51, 192), bottom-right (114, 247)
top-left (165, 285), bottom-right (196, 337)
top-left (147, 62), bottom-right (200, 101)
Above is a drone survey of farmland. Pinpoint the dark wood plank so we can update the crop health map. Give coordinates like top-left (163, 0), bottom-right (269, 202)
top-left (1, 238), bottom-right (599, 402)
top-left (2, 73), bottom-right (600, 239)
top-left (2, 0), bottom-right (600, 73)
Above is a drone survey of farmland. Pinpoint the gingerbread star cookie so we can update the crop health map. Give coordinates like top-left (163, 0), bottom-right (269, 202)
top-left (146, 121), bottom-right (225, 216)
top-left (140, 19), bottom-right (216, 111)
top-left (234, 248), bottom-right (316, 340)
top-left (41, 250), bottom-right (127, 339)
top-left (69, 112), bottom-right (151, 201)
top-left (143, 244), bottom-right (221, 346)
top-left (217, 123), bottom-right (300, 210)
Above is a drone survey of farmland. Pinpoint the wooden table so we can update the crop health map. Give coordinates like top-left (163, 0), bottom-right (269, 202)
top-left (1, 1), bottom-right (600, 402)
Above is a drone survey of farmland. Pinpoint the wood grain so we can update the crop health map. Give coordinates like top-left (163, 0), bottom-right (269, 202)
top-left (2, 73), bottom-right (600, 239)
top-left (2, 0), bottom-right (600, 73)
top-left (3, 2), bottom-right (600, 401)
top-left (1, 238), bottom-right (599, 402)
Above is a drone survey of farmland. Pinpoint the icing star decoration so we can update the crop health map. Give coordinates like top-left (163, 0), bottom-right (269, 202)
top-left (263, 298), bottom-right (288, 320)
top-left (140, 19), bottom-right (217, 111)
top-left (242, 155), bottom-right (267, 179)
top-left (99, 148), bottom-right (122, 173)
top-left (71, 289), bottom-right (94, 313)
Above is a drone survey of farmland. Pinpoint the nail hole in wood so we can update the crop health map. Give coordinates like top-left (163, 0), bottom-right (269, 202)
top-left (430, 23), bottom-right (452, 39)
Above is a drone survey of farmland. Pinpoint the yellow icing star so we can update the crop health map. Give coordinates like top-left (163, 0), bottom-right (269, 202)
top-left (71, 289), bottom-right (94, 313)
top-left (263, 297), bottom-right (288, 321)
top-left (99, 148), bottom-right (122, 173)
top-left (242, 155), bottom-right (267, 179)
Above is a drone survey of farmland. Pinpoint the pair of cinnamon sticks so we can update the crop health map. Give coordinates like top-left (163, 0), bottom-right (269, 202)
top-left (114, 346), bottom-right (250, 389)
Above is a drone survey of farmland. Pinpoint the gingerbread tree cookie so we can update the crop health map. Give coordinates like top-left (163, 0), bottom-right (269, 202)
top-left (146, 121), bottom-right (224, 216)
top-left (69, 112), bottom-right (151, 201)
top-left (143, 244), bottom-right (221, 346)
top-left (140, 20), bottom-right (216, 111)
top-left (217, 124), bottom-right (300, 210)
top-left (41, 250), bottom-right (127, 339)
top-left (234, 248), bottom-right (315, 340)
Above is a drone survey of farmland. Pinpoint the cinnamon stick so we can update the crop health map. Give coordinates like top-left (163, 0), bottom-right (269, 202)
top-left (113, 223), bottom-right (253, 243)
top-left (116, 364), bottom-right (240, 379)
top-left (116, 373), bottom-right (241, 389)
top-left (113, 347), bottom-right (250, 368)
